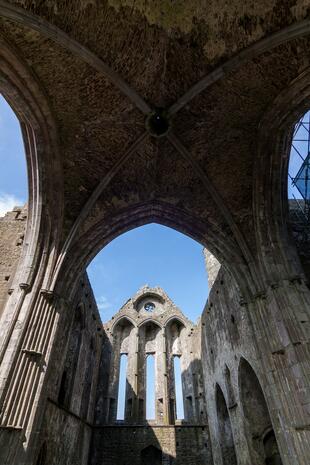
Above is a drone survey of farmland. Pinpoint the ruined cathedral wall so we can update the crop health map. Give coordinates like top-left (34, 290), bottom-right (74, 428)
top-left (39, 274), bottom-right (104, 465)
top-left (200, 262), bottom-right (260, 465)
top-left (0, 206), bottom-right (27, 317)
top-left (90, 287), bottom-right (214, 465)
top-left (91, 425), bottom-right (211, 465)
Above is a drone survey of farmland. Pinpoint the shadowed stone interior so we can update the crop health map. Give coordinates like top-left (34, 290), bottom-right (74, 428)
top-left (0, 1), bottom-right (309, 464)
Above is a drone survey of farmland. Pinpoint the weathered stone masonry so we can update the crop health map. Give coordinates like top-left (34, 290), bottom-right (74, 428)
top-left (0, 197), bottom-right (309, 465)
top-left (90, 286), bottom-right (213, 465)
top-left (0, 1), bottom-right (310, 463)
top-left (0, 206), bottom-right (27, 317)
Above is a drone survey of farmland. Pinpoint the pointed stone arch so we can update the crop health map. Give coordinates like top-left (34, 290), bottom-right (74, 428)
top-left (239, 358), bottom-right (282, 465)
top-left (141, 445), bottom-right (162, 465)
top-left (215, 383), bottom-right (237, 465)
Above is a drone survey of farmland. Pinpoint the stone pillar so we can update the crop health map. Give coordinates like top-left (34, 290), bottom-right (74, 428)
top-left (162, 328), bottom-right (169, 424)
top-left (132, 327), bottom-right (139, 422)
top-left (106, 342), bottom-right (120, 423)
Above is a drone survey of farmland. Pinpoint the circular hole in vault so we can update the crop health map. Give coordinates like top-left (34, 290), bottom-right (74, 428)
top-left (146, 108), bottom-right (170, 137)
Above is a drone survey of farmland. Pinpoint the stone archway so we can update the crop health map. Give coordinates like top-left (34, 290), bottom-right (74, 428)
top-left (239, 358), bottom-right (282, 465)
top-left (215, 384), bottom-right (237, 465)
top-left (141, 445), bottom-right (162, 465)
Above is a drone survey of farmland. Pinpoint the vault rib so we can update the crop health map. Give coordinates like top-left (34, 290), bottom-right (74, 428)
top-left (168, 17), bottom-right (310, 115)
top-left (51, 131), bottom-right (149, 289)
top-left (0, 0), bottom-right (151, 115)
top-left (167, 131), bottom-right (261, 291)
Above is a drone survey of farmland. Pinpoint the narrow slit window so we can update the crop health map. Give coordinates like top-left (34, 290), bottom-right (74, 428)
top-left (116, 354), bottom-right (127, 420)
top-left (146, 354), bottom-right (155, 420)
top-left (174, 356), bottom-right (184, 420)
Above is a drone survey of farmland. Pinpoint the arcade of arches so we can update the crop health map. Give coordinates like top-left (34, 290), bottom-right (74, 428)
top-left (0, 1), bottom-right (310, 464)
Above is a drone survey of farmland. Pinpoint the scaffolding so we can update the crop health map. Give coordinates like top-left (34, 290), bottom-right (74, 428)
top-left (289, 111), bottom-right (310, 229)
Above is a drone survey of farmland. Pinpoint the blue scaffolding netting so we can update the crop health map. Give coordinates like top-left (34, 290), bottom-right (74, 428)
top-left (292, 153), bottom-right (310, 201)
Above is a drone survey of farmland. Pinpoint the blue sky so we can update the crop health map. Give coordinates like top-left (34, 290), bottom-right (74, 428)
top-left (0, 94), bottom-right (205, 422)
top-left (3, 93), bottom-right (307, 421)
top-left (0, 94), bottom-right (208, 324)
top-left (87, 224), bottom-right (208, 322)
top-left (2, 93), bottom-right (309, 323)
top-left (0, 95), bottom-right (27, 215)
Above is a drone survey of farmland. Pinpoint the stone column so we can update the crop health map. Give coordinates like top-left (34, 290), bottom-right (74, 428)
top-left (130, 326), bottom-right (139, 422)
top-left (161, 328), bottom-right (169, 424)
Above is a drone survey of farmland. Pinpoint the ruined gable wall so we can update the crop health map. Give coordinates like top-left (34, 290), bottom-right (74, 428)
top-left (0, 206), bottom-right (27, 317)
top-left (90, 287), bottom-right (214, 465)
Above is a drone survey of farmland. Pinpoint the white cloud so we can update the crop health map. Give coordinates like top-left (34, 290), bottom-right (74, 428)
top-left (97, 296), bottom-right (112, 312)
top-left (0, 193), bottom-right (22, 217)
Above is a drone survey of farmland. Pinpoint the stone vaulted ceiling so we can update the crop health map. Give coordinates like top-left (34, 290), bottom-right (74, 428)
top-left (1, 0), bottom-right (310, 272)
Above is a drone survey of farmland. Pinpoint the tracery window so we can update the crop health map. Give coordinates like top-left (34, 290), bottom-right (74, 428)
top-left (144, 302), bottom-right (155, 312)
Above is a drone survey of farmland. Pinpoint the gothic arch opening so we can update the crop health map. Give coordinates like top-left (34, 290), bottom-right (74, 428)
top-left (87, 224), bottom-right (210, 323)
top-left (139, 320), bottom-right (161, 423)
top-left (224, 364), bottom-right (236, 409)
top-left (215, 383), bottom-right (237, 465)
top-left (141, 445), bottom-right (162, 465)
top-left (109, 317), bottom-right (135, 423)
top-left (239, 358), bottom-right (282, 465)
top-left (1, 6), bottom-right (310, 465)
top-left (165, 318), bottom-right (186, 423)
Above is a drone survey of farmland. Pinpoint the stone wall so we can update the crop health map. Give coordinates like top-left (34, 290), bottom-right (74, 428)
top-left (0, 206), bottom-right (27, 317)
top-left (98, 286), bottom-right (207, 426)
top-left (90, 425), bottom-right (212, 465)
top-left (91, 286), bottom-right (213, 464)
top-left (37, 274), bottom-right (104, 465)
top-left (200, 262), bottom-right (285, 465)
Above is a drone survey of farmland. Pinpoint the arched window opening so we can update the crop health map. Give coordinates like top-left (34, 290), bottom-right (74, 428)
top-left (116, 354), bottom-right (128, 420)
top-left (288, 110), bottom-right (310, 227)
top-left (173, 356), bottom-right (184, 420)
top-left (216, 384), bottom-right (237, 465)
top-left (87, 224), bottom-right (209, 324)
top-left (224, 364), bottom-right (236, 409)
top-left (239, 358), bottom-right (283, 465)
top-left (146, 354), bottom-right (156, 420)
top-left (263, 430), bottom-right (283, 465)
top-left (141, 445), bottom-right (162, 465)
top-left (112, 319), bottom-right (135, 422)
